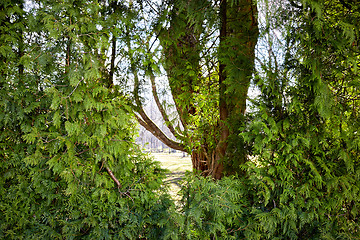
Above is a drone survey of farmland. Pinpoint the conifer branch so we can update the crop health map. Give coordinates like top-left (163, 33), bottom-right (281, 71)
top-left (66, 78), bottom-right (82, 98)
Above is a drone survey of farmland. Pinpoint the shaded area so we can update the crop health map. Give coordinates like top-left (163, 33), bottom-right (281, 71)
top-left (164, 171), bottom-right (186, 187)
top-left (151, 153), bottom-right (192, 201)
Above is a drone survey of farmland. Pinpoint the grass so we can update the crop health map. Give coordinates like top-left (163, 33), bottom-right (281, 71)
top-left (151, 152), bottom-right (192, 201)
top-left (151, 152), bottom-right (192, 172)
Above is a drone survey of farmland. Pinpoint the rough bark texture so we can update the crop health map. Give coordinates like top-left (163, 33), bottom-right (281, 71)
top-left (193, 0), bottom-right (258, 179)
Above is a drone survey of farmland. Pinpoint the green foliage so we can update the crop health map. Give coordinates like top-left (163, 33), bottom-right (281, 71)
top-left (241, 0), bottom-right (360, 238)
top-left (242, 110), bottom-right (360, 238)
top-left (177, 175), bottom-right (250, 240)
top-left (0, 1), bottom-right (173, 239)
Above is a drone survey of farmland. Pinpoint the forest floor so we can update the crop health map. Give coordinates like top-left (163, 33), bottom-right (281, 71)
top-left (151, 152), bottom-right (192, 201)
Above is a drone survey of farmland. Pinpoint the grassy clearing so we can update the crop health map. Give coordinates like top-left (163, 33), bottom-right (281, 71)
top-left (151, 152), bottom-right (192, 201)
top-left (151, 152), bottom-right (192, 172)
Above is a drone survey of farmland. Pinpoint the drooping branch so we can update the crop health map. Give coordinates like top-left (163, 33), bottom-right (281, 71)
top-left (149, 72), bottom-right (184, 139)
top-left (135, 113), bottom-right (185, 151)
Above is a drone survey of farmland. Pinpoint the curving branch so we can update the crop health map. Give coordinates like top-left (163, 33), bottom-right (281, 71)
top-left (135, 109), bottom-right (185, 151)
top-left (149, 72), bottom-right (184, 139)
top-left (105, 164), bottom-right (122, 189)
top-left (125, 22), bottom-right (185, 153)
top-left (130, 52), bottom-right (185, 151)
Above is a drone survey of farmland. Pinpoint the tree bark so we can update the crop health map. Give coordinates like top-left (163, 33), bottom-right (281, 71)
top-left (189, 0), bottom-right (259, 179)
top-left (140, 0), bottom-right (259, 179)
top-left (216, 0), bottom-right (259, 177)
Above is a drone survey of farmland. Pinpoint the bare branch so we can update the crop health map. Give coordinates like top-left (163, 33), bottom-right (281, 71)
top-left (105, 164), bottom-right (122, 189)
top-left (135, 111), bottom-right (185, 151)
top-left (149, 72), bottom-right (183, 139)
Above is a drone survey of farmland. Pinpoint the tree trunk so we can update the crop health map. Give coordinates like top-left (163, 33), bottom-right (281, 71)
top-left (216, 0), bottom-right (259, 177)
top-left (141, 0), bottom-right (259, 179)
top-left (191, 148), bottom-right (224, 179)
top-left (190, 0), bottom-right (258, 179)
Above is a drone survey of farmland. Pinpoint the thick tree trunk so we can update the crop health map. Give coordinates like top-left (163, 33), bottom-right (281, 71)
top-left (142, 0), bottom-right (258, 179)
top-left (216, 0), bottom-right (259, 177)
top-left (190, 0), bottom-right (258, 179)
top-left (190, 147), bottom-right (224, 179)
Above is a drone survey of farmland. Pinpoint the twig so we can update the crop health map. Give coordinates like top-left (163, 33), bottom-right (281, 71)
top-left (105, 165), bottom-right (122, 189)
top-left (66, 78), bottom-right (82, 98)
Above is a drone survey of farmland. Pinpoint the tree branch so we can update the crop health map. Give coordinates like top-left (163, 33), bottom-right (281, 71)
top-left (105, 164), bottom-right (122, 189)
top-left (126, 24), bottom-right (185, 152)
top-left (135, 110), bottom-right (185, 151)
top-left (108, 35), bottom-right (116, 88)
top-left (149, 72), bottom-right (184, 139)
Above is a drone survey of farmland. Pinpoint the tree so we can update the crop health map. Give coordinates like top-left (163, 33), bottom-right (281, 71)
top-left (124, 0), bottom-right (259, 179)
top-left (1, 0), bottom-right (359, 239)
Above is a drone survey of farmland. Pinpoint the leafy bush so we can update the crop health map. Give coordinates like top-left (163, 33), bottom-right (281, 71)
top-left (171, 159), bottom-right (359, 239)
top-left (0, 1), bottom-right (173, 237)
